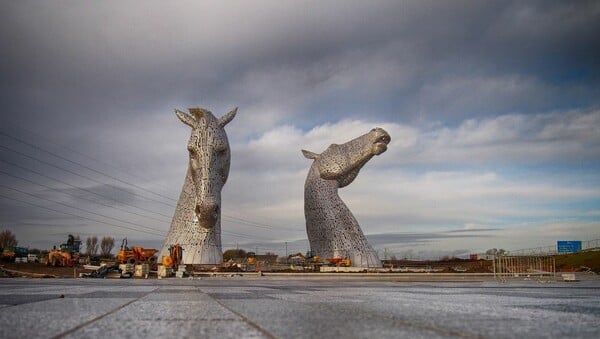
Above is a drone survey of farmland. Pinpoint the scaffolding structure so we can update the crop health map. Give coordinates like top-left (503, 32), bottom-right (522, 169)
top-left (493, 255), bottom-right (555, 279)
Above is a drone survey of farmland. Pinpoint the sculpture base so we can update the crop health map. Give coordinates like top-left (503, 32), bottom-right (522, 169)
top-left (160, 225), bottom-right (223, 265)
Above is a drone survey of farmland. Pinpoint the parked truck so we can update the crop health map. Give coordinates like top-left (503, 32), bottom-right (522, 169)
top-left (1, 247), bottom-right (28, 262)
top-left (116, 238), bottom-right (158, 266)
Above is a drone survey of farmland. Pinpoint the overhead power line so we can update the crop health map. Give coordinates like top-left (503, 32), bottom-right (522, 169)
top-left (1, 144), bottom-right (303, 233)
top-left (0, 184), bottom-right (166, 235)
top-left (0, 187), bottom-right (279, 242)
top-left (222, 213), bottom-right (304, 232)
top-left (0, 130), bottom-right (177, 203)
top-left (0, 144), bottom-right (175, 208)
top-left (1, 156), bottom-right (302, 234)
top-left (0, 169), bottom-right (170, 224)
top-left (0, 192), bottom-right (165, 237)
top-left (0, 122), bottom-right (176, 194)
top-left (0, 124), bottom-right (306, 236)
top-left (0, 185), bottom-right (274, 242)
top-left (0, 159), bottom-right (172, 220)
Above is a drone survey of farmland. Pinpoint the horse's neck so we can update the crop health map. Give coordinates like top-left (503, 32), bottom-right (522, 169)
top-left (305, 164), bottom-right (346, 208)
top-left (173, 166), bottom-right (195, 218)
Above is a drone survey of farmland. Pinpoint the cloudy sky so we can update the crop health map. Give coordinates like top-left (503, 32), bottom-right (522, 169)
top-left (1, 1), bottom-right (599, 259)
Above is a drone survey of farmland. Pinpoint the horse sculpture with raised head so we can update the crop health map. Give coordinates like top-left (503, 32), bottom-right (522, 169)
top-left (160, 106), bottom-right (237, 264)
top-left (302, 127), bottom-right (391, 267)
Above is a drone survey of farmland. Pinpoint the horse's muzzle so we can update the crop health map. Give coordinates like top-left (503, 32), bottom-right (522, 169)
top-left (195, 203), bottom-right (220, 229)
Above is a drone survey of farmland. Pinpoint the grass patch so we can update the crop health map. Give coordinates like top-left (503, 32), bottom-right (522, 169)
top-left (554, 250), bottom-right (600, 273)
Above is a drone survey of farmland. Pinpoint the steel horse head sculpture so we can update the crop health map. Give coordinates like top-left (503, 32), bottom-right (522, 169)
top-left (160, 106), bottom-right (237, 264)
top-left (302, 127), bottom-right (391, 267)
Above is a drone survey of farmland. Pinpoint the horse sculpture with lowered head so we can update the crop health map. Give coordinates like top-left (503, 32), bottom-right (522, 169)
top-left (302, 127), bottom-right (391, 267)
top-left (160, 106), bottom-right (237, 264)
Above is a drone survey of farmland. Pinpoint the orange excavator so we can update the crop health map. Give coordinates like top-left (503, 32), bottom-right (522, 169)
top-left (116, 238), bottom-right (158, 265)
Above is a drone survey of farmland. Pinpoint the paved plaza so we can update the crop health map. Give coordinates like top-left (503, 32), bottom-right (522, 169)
top-left (0, 276), bottom-right (599, 338)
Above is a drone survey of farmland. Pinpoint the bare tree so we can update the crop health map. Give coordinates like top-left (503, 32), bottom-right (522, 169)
top-left (0, 230), bottom-right (18, 250)
top-left (85, 237), bottom-right (92, 256)
top-left (86, 236), bottom-right (99, 256)
top-left (485, 248), bottom-right (506, 256)
top-left (100, 237), bottom-right (115, 258)
top-left (223, 248), bottom-right (246, 261)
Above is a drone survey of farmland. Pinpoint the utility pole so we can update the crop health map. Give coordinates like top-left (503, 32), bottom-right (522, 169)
top-left (285, 242), bottom-right (288, 257)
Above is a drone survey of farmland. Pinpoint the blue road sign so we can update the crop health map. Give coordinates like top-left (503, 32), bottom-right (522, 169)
top-left (557, 241), bottom-right (582, 253)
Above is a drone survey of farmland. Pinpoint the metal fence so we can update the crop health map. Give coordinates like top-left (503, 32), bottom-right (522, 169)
top-left (493, 256), bottom-right (555, 278)
top-left (505, 238), bottom-right (600, 256)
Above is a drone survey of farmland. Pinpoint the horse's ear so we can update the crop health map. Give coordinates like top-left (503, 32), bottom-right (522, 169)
top-left (218, 107), bottom-right (238, 128)
top-left (175, 109), bottom-right (196, 128)
top-left (302, 149), bottom-right (319, 160)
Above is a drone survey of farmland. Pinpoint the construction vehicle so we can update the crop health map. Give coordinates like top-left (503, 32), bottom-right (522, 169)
top-left (13, 247), bottom-right (29, 262)
top-left (161, 244), bottom-right (183, 268)
top-left (1, 248), bottom-right (14, 262)
top-left (326, 257), bottom-right (352, 267)
top-left (287, 251), bottom-right (323, 270)
top-left (246, 251), bottom-right (256, 265)
top-left (117, 238), bottom-right (158, 265)
top-left (287, 251), bottom-right (322, 263)
top-left (1, 247), bottom-right (29, 262)
top-left (287, 252), bottom-right (305, 264)
top-left (244, 252), bottom-right (258, 271)
top-left (47, 234), bottom-right (81, 267)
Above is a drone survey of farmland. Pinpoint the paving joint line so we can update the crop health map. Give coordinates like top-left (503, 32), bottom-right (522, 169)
top-left (50, 286), bottom-right (160, 339)
top-left (199, 287), bottom-right (278, 339)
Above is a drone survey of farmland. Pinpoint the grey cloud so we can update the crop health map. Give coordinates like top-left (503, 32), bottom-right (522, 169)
top-left (366, 231), bottom-right (497, 247)
top-left (56, 184), bottom-right (142, 207)
top-left (444, 228), bottom-right (502, 233)
top-left (2, 1), bottom-right (598, 133)
top-left (367, 109), bottom-right (600, 166)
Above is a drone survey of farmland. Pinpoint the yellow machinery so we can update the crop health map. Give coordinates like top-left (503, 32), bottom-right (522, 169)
top-left (287, 252), bottom-right (305, 264)
top-left (326, 257), bottom-right (352, 267)
top-left (246, 251), bottom-right (256, 265)
top-left (117, 238), bottom-right (158, 265)
top-left (1, 248), bottom-right (15, 262)
top-left (161, 244), bottom-right (183, 268)
top-left (287, 251), bottom-right (322, 264)
top-left (287, 251), bottom-right (323, 271)
top-left (47, 234), bottom-right (81, 267)
top-left (244, 252), bottom-right (258, 271)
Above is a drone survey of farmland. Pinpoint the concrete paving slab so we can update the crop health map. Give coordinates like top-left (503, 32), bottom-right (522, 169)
top-left (0, 297), bottom-right (136, 338)
top-left (0, 278), bottom-right (598, 338)
top-left (63, 319), bottom-right (266, 339)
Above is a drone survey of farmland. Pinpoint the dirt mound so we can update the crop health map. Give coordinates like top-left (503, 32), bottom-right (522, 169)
top-left (555, 250), bottom-right (600, 273)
